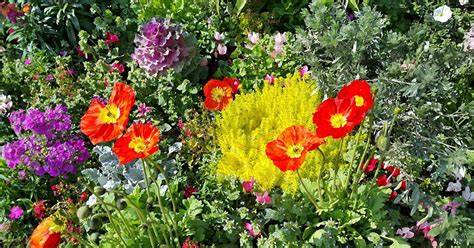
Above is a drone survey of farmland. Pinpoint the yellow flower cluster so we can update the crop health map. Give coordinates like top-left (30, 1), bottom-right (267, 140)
top-left (215, 72), bottom-right (343, 192)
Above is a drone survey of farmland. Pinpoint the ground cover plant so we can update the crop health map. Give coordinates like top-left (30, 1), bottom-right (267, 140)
top-left (0, 0), bottom-right (473, 247)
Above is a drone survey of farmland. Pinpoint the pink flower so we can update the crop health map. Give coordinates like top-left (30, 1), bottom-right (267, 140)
top-left (299, 65), bottom-right (310, 77)
top-left (178, 119), bottom-right (185, 129)
top-left (137, 103), bottom-right (153, 117)
top-left (24, 59), bottom-right (32, 65)
top-left (377, 174), bottom-right (390, 186)
top-left (66, 68), bottom-right (76, 76)
top-left (18, 170), bottom-right (26, 180)
top-left (182, 237), bottom-right (199, 248)
top-left (223, 77), bottom-right (240, 94)
top-left (264, 74), bottom-right (275, 85)
top-left (396, 227), bottom-right (414, 239)
top-left (214, 31), bottom-right (224, 41)
top-left (8, 206), bottom-right (23, 220)
top-left (255, 191), bottom-right (271, 205)
top-left (242, 177), bottom-right (255, 193)
top-left (184, 186), bottom-right (198, 199)
top-left (33, 200), bottom-right (46, 219)
top-left (104, 78), bottom-right (109, 88)
top-left (217, 44), bottom-right (227, 55)
top-left (244, 222), bottom-right (261, 238)
top-left (109, 63), bottom-right (125, 74)
top-left (442, 201), bottom-right (461, 217)
top-left (46, 75), bottom-right (54, 81)
top-left (105, 32), bottom-right (119, 45)
top-left (248, 32), bottom-right (259, 45)
top-left (76, 45), bottom-right (85, 57)
top-left (271, 32), bottom-right (287, 58)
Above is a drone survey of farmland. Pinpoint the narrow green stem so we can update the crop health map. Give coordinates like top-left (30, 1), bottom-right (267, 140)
top-left (155, 163), bottom-right (178, 216)
top-left (316, 148), bottom-right (326, 204)
top-left (142, 160), bottom-right (165, 248)
top-left (103, 203), bottom-right (134, 238)
top-left (343, 120), bottom-right (365, 190)
top-left (296, 170), bottom-right (318, 210)
top-left (85, 185), bottom-right (128, 247)
top-left (332, 138), bottom-right (344, 189)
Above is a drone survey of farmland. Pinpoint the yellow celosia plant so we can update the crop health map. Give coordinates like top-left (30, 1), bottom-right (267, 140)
top-left (216, 72), bottom-right (344, 192)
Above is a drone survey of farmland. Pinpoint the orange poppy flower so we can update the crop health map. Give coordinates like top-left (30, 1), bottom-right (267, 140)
top-left (266, 125), bottom-right (325, 172)
top-left (336, 80), bottom-right (374, 114)
top-left (313, 98), bottom-right (363, 139)
top-left (81, 82), bottom-right (135, 145)
top-left (112, 122), bottom-right (160, 165)
top-left (203, 79), bottom-right (234, 111)
top-left (222, 77), bottom-right (241, 94)
top-left (30, 216), bottom-right (61, 248)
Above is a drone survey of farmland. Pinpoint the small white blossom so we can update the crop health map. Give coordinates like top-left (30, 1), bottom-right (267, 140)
top-left (459, 0), bottom-right (468, 6)
top-left (462, 186), bottom-right (474, 201)
top-left (0, 94), bottom-right (13, 116)
top-left (433, 5), bottom-right (452, 23)
top-left (446, 180), bottom-right (462, 192)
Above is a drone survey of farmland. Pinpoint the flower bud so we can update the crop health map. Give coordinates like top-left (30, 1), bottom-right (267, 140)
top-left (89, 215), bottom-right (102, 230)
top-left (116, 198), bottom-right (128, 210)
top-left (76, 206), bottom-right (92, 220)
top-left (89, 232), bottom-right (100, 244)
top-left (94, 186), bottom-right (106, 196)
top-left (376, 135), bottom-right (389, 152)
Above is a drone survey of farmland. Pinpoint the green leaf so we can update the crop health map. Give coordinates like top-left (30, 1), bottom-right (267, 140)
top-left (389, 237), bottom-right (410, 248)
top-left (234, 0), bottom-right (247, 16)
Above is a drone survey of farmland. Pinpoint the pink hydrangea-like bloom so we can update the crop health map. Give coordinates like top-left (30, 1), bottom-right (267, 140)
top-left (255, 191), bottom-right (271, 205)
top-left (242, 177), bottom-right (254, 193)
top-left (132, 18), bottom-right (195, 75)
top-left (8, 206), bottom-right (23, 220)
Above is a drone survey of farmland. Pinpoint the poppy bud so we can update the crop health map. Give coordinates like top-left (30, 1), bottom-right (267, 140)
top-left (116, 198), bottom-right (128, 210)
top-left (76, 206), bottom-right (92, 219)
top-left (376, 133), bottom-right (389, 152)
top-left (89, 215), bottom-right (102, 230)
top-left (146, 197), bottom-right (154, 205)
top-left (94, 186), bottom-right (106, 196)
top-left (89, 232), bottom-right (100, 244)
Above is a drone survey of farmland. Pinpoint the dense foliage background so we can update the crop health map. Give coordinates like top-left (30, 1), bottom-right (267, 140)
top-left (0, 0), bottom-right (473, 247)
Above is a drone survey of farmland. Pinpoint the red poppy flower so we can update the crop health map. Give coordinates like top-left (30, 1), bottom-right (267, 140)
top-left (389, 190), bottom-right (398, 201)
top-left (223, 77), bottom-right (240, 94)
top-left (30, 216), bottom-right (61, 248)
top-left (266, 125), bottom-right (325, 172)
top-left (336, 80), bottom-right (374, 114)
top-left (203, 79), bottom-right (234, 111)
top-left (377, 174), bottom-right (390, 186)
top-left (313, 98), bottom-right (364, 139)
top-left (400, 180), bottom-right (407, 191)
top-left (112, 122), bottom-right (160, 165)
top-left (81, 82), bottom-right (135, 145)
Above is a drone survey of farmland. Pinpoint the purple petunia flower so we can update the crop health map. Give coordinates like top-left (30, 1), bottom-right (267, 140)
top-left (59, 50), bottom-right (68, 56)
top-left (8, 206), bottom-right (23, 220)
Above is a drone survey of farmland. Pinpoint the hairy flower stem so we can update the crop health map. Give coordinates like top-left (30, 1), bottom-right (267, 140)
top-left (86, 185), bottom-right (128, 247)
top-left (296, 170), bottom-right (319, 210)
top-left (343, 119), bottom-right (365, 191)
top-left (332, 139), bottom-right (344, 190)
top-left (141, 160), bottom-right (162, 248)
top-left (103, 202), bottom-right (134, 238)
top-left (316, 148), bottom-right (326, 204)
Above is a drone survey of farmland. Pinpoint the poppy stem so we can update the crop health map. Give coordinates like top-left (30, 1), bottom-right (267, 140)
top-left (343, 119), bottom-right (365, 191)
top-left (332, 138), bottom-right (345, 189)
top-left (316, 148), bottom-right (326, 204)
top-left (296, 170), bottom-right (319, 210)
top-left (141, 160), bottom-right (161, 248)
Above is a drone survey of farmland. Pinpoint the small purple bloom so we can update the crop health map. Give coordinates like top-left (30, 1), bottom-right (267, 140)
top-left (137, 103), bottom-right (153, 117)
top-left (66, 68), bottom-right (76, 76)
top-left (24, 59), bottom-right (32, 65)
top-left (207, 17), bottom-right (212, 26)
top-left (59, 50), bottom-right (68, 56)
top-left (442, 201), bottom-right (462, 217)
top-left (46, 75), bottom-right (54, 81)
top-left (18, 170), bottom-right (27, 180)
top-left (217, 44), bottom-right (227, 55)
top-left (299, 65), bottom-right (310, 77)
top-left (214, 31), bottom-right (225, 41)
top-left (347, 13), bottom-right (355, 21)
top-left (8, 206), bottom-right (23, 220)
top-left (9, 109), bottom-right (26, 134)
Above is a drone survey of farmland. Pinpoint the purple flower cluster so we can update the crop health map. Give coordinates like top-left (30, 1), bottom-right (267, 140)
top-left (2, 105), bottom-right (89, 177)
top-left (131, 18), bottom-right (194, 75)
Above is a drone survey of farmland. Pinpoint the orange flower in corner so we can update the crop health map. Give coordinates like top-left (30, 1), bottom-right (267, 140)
top-left (266, 125), bottom-right (325, 172)
top-left (313, 98), bottom-right (363, 139)
top-left (81, 82), bottom-right (135, 145)
top-left (203, 79), bottom-right (234, 111)
top-left (112, 122), bottom-right (160, 165)
top-left (336, 80), bottom-right (374, 114)
top-left (30, 216), bottom-right (61, 248)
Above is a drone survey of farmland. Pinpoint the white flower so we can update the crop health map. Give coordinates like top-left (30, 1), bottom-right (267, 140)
top-left (214, 31), bottom-right (225, 41)
top-left (0, 94), bottom-right (13, 116)
top-left (446, 180), bottom-right (462, 192)
top-left (454, 166), bottom-right (466, 180)
top-left (462, 186), bottom-right (474, 201)
top-left (248, 32), bottom-right (259, 45)
top-left (459, 0), bottom-right (468, 6)
top-left (217, 43), bottom-right (227, 55)
top-left (433, 5), bottom-right (452, 23)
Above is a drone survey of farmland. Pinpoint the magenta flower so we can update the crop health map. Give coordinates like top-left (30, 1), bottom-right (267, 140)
top-left (217, 44), bottom-right (227, 55)
top-left (8, 206), bottom-right (23, 220)
top-left (105, 32), bottom-right (119, 45)
top-left (109, 63), bottom-right (125, 74)
top-left (59, 50), bottom-right (68, 56)
top-left (264, 74), bottom-right (275, 85)
top-left (66, 68), bottom-right (76, 76)
top-left (137, 103), bottom-right (153, 117)
top-left (299, 65), bottom-right (310, 77)
top-left (442, 201), bottom-right (461, 217)
top-left (255, 191), bottom-right (271, 205)
top-left (396, 227), bottom-right (414, 239)
top-left (18, 170), bottom-right (26, 180)
top-left (24, 59), bottom-right (32, 65)
top-left (244, 222), bottom-right (261, 238)
top-left (46, 75), bottom-right (54, 81)
top-left (178, 119), bottom-right (185, 129)
top-left (242, 177), bottom-right (255, 193)
top-left (76, 46), bottom-right (85, 57)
